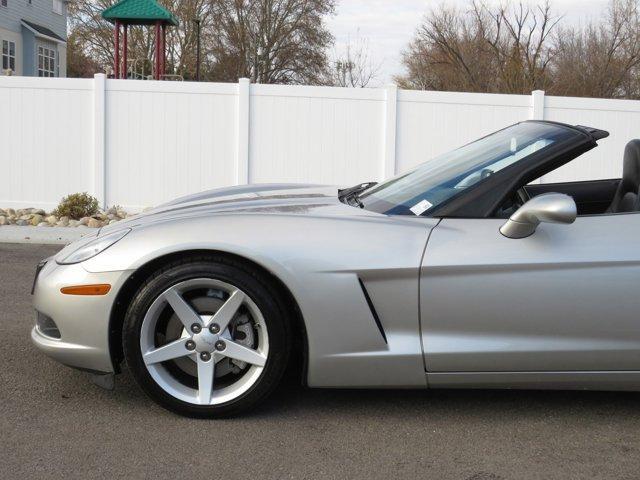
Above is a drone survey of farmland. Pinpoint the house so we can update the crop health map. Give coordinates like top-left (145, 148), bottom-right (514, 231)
top-left (0, 0), bottom-right (67, 77)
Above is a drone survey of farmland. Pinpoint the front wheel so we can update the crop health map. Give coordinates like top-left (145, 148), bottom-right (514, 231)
top-left (123, 257), bottom-right (290, 418)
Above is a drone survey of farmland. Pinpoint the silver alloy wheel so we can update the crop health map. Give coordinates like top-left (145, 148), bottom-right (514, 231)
top-left (139, 278), bottom-right (269, 405)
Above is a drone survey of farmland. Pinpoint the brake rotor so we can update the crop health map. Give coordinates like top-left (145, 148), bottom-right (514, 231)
top-left (158, 289), bottom-right (256, 379)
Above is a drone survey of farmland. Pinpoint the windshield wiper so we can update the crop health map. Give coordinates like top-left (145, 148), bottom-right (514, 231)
top-left (338, 182), bottom-right (377, 208)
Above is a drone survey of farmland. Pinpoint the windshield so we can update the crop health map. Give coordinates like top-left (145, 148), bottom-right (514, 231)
top-left (359, 122), bottom-right (578, 216)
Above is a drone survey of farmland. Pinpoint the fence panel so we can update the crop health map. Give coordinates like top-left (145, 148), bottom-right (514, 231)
top-left (104, 81), bottom-right (238, 210)
top-left (543, 96), bottom-right (640, 183)
top-left (1, 75), bottom-right (639, 212)
top-left (0, 77), bottom-right (93, 210)
top-left (249, 84), bottom-right (385, 186)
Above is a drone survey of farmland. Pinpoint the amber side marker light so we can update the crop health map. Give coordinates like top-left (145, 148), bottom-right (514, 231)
top-left (60, 284), bottom-right (111, 296)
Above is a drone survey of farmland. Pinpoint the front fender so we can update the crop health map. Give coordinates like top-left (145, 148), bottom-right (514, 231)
top-left (83, 213), bottom-right (436, 388)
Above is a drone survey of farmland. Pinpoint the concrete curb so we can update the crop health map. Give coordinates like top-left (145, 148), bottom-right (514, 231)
top-left (0, 226), bottom-right (94, 245)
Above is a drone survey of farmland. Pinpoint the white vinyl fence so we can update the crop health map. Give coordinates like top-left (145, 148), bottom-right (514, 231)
top-left (1, 74), bottom-right (639, 212)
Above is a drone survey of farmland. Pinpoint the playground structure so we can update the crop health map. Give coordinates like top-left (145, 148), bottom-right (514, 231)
top-left (126, 58), bottom-right (183, 81)
top-left (102, 0), bottom-right (179, 80)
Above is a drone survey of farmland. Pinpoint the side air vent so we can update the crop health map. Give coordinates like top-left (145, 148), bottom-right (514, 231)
top-left (358, 278), bottom-right (387, 344)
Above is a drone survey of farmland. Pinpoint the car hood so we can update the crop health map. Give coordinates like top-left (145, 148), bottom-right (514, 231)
top-left (100, 183), bottom-right (371, 233)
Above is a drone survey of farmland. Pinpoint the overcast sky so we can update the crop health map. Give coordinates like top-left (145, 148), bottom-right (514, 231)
top-left (326, 0), bottom-right (610, 85)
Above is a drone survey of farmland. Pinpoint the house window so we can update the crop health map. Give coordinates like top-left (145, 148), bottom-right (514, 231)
top-left (1, 0), bottom-right (7, 8)
top-left (2, 41), bottom-right (15, 72)
top-left (38, 46), bottom-right (56, 77)
top-left (52, 0), bottom-right (63, 15)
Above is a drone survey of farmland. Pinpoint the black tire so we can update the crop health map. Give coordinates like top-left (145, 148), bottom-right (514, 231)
top-left (122, 255), bottom-right (291, 418)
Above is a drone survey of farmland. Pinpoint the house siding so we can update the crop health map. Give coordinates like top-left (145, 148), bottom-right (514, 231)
top-left (0, 0), bottom-right (67, 77)
top-left (21, 26), bottom-right (35, 75)
top-left (0, 1), bottom-right (67, 40)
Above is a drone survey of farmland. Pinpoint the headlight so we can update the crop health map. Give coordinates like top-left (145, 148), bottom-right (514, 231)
top-left (57, 229), bottom-right (131, 265)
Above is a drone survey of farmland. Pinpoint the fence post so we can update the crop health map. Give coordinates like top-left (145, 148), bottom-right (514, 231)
top-left (382, 84), bottom-right (398, 180)
top-left (531, 90), bottom-right (545, 120)
top-left (236, 78), bottom-right (250, 185)
top-left (93, 73), bottom-right (106, 208)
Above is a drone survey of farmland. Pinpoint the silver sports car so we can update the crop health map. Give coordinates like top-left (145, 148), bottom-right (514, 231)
top-left (32, 120), bottom-right (640, 417)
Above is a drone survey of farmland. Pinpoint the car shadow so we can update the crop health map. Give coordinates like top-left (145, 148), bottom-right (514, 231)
top-left (107, 364), bottom-right (640, 421)
top-left (268, 377), bottom-right (640, 416)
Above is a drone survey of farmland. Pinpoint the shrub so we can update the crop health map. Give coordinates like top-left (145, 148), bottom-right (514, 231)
top-left (53, 193), bottom-right (99, 220)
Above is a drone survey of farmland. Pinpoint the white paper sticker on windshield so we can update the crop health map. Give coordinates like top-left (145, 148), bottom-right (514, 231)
top-left (410, 199), bottom-right (433, 216)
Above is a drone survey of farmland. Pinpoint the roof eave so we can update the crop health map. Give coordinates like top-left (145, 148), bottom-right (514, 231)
top-left (101, 15), bottom-right (178, 27)
top-left (20, 21), bottom-right (67, 45)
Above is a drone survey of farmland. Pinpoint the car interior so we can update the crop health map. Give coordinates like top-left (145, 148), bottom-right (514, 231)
top-left (498, 139), bottom-right (640, 218)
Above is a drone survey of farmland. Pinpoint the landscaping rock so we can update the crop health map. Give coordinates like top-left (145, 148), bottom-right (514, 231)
top-left (0, 206), bottom-right (130, 228)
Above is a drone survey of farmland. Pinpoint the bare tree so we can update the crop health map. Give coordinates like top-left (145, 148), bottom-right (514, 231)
top-left (68, 0), bottom-right (120, 74)
top-left (326, 33), bottom-right (380, 87)
top-left (397, 3), bottom-right (493, 92)
top-left (68, 0), bottom-right (336, 84)
top-left (551, 0), bottom-right (640, 98)
top-left (396, 1), bottom-right (561, 94)
top-left (164, 0), bottom-right (213, 79)
top-left (206, 0), bottom-right (336, 84)
top-left (66, 31), bottom-right (103, 78)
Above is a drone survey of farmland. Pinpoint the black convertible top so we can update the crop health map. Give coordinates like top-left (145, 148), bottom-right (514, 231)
top-left (575, 125), bottom-right (610, 140)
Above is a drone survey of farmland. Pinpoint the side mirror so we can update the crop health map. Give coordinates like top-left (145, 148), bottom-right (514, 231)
top-left (500, 193), bottom-right (577, 239)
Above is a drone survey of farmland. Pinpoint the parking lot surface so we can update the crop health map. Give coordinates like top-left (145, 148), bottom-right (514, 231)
top-left (2, 243), bottom-right (640, 479)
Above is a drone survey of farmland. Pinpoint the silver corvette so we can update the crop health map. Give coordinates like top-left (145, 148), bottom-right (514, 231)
top-left (32, 120), bottom-right (640, 417)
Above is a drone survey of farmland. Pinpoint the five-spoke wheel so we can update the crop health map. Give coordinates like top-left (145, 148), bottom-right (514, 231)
top-left (123, 257), bottom-right (290, 417)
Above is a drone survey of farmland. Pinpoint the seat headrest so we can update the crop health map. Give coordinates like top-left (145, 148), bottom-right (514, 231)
top-left (622, 139), bottom-right (640, 191)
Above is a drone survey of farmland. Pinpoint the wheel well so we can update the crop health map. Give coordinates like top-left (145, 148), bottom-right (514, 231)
top-left (108, 249), bottom-right (308, 384)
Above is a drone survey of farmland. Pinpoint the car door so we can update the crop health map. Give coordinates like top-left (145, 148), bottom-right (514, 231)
top-left (420, 213), bottom-right (640, 373)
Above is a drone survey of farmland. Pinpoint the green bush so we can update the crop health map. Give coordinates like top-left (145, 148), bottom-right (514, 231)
top-left (53, 193), bottom-right (99, 220)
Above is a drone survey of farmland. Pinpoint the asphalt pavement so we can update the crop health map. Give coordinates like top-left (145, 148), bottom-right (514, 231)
top-left (2, 243), bottom-right (640, 479)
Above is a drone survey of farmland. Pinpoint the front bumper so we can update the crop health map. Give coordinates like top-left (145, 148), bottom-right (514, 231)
top-left (31, 259), bottom-right (133, 373)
